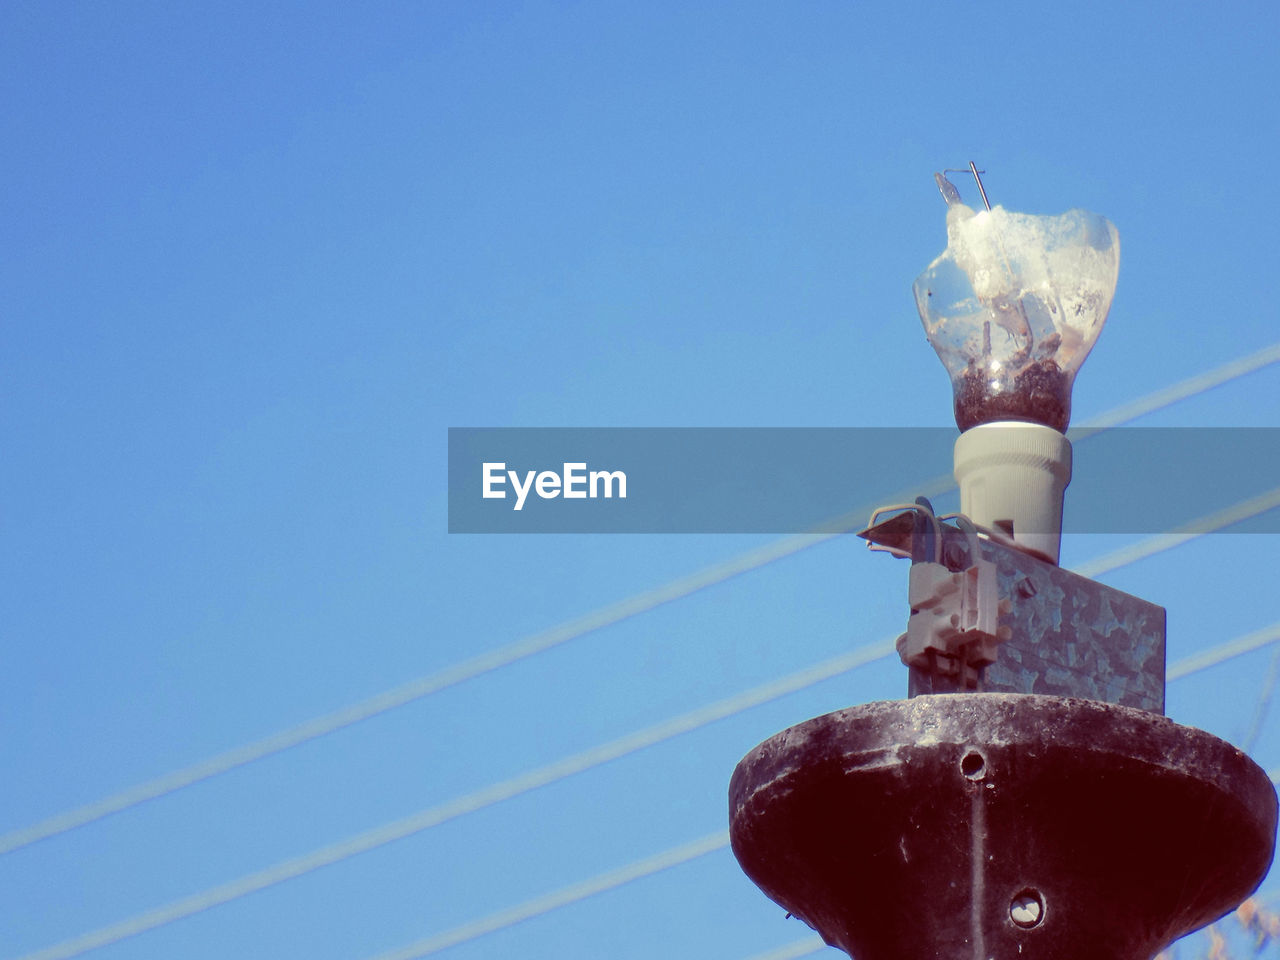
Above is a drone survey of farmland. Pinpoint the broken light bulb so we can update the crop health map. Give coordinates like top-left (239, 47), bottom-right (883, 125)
top-left (913, 172), bottom-right (1120, 433)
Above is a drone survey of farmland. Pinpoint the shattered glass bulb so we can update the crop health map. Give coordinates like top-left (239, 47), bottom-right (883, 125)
top-left (913, 198), bottom-right (1119, 433)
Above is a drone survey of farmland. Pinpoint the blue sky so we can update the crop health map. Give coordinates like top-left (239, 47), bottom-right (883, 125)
top-left (3, 3), bottom-right (1279, 958)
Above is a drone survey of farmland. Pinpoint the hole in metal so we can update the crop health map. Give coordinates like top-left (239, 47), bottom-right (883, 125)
top-left (1010, 889), bottom-right (1045, 928)
top-left (960, 751), bottom-right (986, 779)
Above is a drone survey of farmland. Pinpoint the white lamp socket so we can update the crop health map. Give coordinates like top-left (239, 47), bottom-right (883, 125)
top-left (953, 421), bottom-right (1072, 564)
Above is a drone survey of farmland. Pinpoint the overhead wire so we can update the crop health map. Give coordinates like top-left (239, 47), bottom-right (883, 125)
top-left (3, 342), bottom-right (1276, 859)
top-left (359, 832), bottom-right (729, 960)
top-left (1067, 341), bottom-right (1280, 436)
top-left (739, 938), bottom-right (829, 960)
top-left (13, 517), bottom-right (1280, 960)
top-left (0, 494), bottom-right (938, 859)
top-left (1071, 486), bottom-right (1280, 579)
top-left (1168, 622), bottom-right (1280, 681)
top-left (5, 646), bottom-right (893, 960)
top-left (339, 620), bottom-right (1280, 960)
top-left (1243, 648), bottom-right (1280, 754)
top-left (355, 624), bottom-right (1280, 960)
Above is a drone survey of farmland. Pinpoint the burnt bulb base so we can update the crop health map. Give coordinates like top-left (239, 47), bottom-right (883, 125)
top-left (953, 358), bottom-right (1072, 434)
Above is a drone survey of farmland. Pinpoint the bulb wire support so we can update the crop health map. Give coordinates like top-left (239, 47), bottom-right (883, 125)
top-left (936, 162), bottom-right (992, 210)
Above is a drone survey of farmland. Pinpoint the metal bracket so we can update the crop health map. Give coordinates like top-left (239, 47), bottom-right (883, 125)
top-left (860, 500), bottom-right (1166, 711)
top-left (869, 504), bottom-right (1007, 689)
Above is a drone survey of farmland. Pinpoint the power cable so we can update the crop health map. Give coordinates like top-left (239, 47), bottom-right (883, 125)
top-left (395, 343), bottom-right (1280, 960)
top-left (0, 491), bottom-right (938, 860)
top-left (360, 832), bottom-right (728, 960)
top-left (3, 343), bottom-right (1275, 858)
top-left (14, 526), bottom-right (1280, 960)
top-left (341, 621), bottom-right (1280, 960)
top-left (1243, 648), bottom-right (1280, 754)
top-left (1068, 341), bottom-right (1280, 436)
top-left (1168, 623), bottom-right (1280, 681)
top-left (739, 938), bottom-right (829, 960)
top-left (1071, 486), bottom-right (1280, 579)
top-left (5, 648), bottom-right (889, 960)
